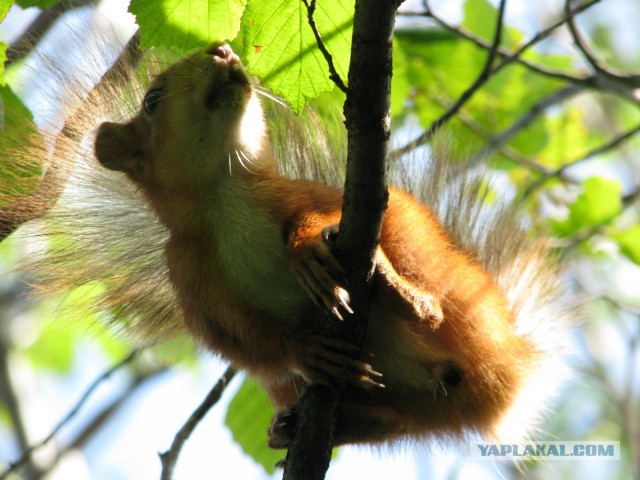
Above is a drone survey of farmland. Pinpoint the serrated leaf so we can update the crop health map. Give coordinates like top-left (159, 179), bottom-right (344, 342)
top-left (613, 225), bottom-right (640, 265)
top-left (130, 0), bottom-right (247, 51)
top-left (224, 378), bottom-right (280, 475)
top-left (240, 0), bottom-right (354, 113)
top-left (552, 177), bottom-right (622, 237)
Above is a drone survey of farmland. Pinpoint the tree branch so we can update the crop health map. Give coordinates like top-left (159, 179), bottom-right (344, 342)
top-left (301, 0), bottom-right (348, 94)
top-left (391, 0), bottom-right (508, 159)
top-left (419, 0), bottom-right (602, 83)
top-left (0, 349), bottom-right (142, 480)
top-left (470, 83), bottom-right (585, 162)
top-left (33, 366), bottom-right (168, 478)
top-left (0, 296), bottom-right (41, 480)
top-left (392, 0), bottom-right (639, 159)
top-left (159, 366), bottom-right (236, 480)
top-left (281, 1), bottom-right (402, 478)
top-left (0, 30), bottom-right (142, 244)
top-left (522, 122), bottom-right (640, 198)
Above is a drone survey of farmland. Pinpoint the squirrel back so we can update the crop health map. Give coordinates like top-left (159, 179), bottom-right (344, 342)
top-left (1, 41), bottom-right (572, 447)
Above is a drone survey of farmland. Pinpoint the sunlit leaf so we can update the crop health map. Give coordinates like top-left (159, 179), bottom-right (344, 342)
top-left (24, 314), bottom-right (77, 373)
top-left (130, 0), bottom-right (247, 51)
top-left (463, 0), bottom-right (522, 47)
top-left (612, 225), bottom-right (640, 265)
top-left (240, 0), bottom-right (354, 113)
top-left (552, 177), bottom-right (622, 237)
top-left (391, 37), bottom-right (410, 120)
top-left (538, 108), bottom-right (597, 169)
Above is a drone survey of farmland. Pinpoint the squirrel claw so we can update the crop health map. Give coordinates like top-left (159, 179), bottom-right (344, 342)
top-left (269, 405), bottom-right (297, 450)
top-left (299, 334), bottom-right (385, 389)
top-left (291, 226), bottom-right (354, 320)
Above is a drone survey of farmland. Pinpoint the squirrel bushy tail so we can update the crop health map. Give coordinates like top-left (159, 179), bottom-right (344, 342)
top-left (1, 36), bottom-right (182, 340)
top-left (401, 139), bottom-right (572, 439)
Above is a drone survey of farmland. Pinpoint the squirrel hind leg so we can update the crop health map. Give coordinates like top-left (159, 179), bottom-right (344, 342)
top-left (373, 249), bottom-right (444, 327)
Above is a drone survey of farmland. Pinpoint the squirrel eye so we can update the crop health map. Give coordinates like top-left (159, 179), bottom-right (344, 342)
top-left (143, 88), bottom-right (164, 115)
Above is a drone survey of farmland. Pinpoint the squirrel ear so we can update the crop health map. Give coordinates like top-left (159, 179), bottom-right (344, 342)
top-left (94, 121), bottom-right (143, 174)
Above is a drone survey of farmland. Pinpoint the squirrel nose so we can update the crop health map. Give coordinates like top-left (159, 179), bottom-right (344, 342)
top-left (207, 43), bottom-right (239, 64)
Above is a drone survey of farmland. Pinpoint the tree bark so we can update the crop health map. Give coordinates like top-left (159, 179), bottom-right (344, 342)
top-left (282, 1), bottom-right (402, 479)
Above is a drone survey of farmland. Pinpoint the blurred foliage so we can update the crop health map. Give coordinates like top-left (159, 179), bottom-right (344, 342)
top-left (224, 378), bottom-right (280, 475)
top-left (0, 0), bottom-right (639, 478)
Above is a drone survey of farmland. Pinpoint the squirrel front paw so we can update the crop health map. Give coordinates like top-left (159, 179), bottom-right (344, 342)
top-left (290, 224), bottom-right (353, 320)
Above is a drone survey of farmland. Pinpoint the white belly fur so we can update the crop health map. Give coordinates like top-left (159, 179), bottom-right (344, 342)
top-left (211, 176), bottom-right (309, 322)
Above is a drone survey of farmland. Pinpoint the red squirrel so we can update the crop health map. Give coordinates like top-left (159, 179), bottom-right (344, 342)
top-left (2, 42), bottom-right (569, 448)
top-left (90, 43), bottom-right (569, 447)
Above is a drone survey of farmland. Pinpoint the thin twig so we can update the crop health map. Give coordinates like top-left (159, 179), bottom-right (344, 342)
top-left (0, 309), bottom-right (41, 479)
top-left (523, 122), bottom-right (640, 198)
top-left (422, 0), bottom-right (602, 83)
top-left (444, 100), bottom-right (554, 174)
top-left (392, 0), bottom-right (508, 159)
top-left (471, 84), bottom-right (585, 162)
top-left (159, 366), bottom-right (236, 480)
top-left (564, 0), bottom-right (635, 82)
top-left (392, 0), bottom-right (637, 160)
top-left (301, 0), bottom-right (348, 94)
top-left (35, 366), bottom-right (168, 478)
top-left (420, 0), bottom-right (640, 98)
top-left (0, 350), bottom-right (142, 480)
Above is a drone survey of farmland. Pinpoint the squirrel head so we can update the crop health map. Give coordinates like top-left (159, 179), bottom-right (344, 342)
top-left (94, 43), bottom-right (267, 194)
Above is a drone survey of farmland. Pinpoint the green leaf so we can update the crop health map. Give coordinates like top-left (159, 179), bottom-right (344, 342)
top-left (552, 177), bottom-right (622, 237)
top-left (0, 41), bottom-right (6, 86)
top-left (16, 0), bottom-right (68, 8)
top-left (391, 37), bottom-right (410, 119)
top-left (24, 313), bottom-right (77, 373)
top-left (130, 0), bottom-right (247, 51)
top-left (240, 0), bottom-right (354, 113)
top-left (394, 30), bottom-right (484, 129)
top-left (538, 108), bottom-right (596, 170)
top-left (463, 0), bottom-right (497, 42)
top-left (463, 0), bottom-right (522, 47)
top-left (0, 84), bottom-right (45, 204)
top-left (0, 404), bottom-right (10, 427)
top-left (224, 378), bottom-right (280, 475)
top-left (612, 226), bottom-right (640, 265)
top-left (0, 2), bottom-right (11, 25)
